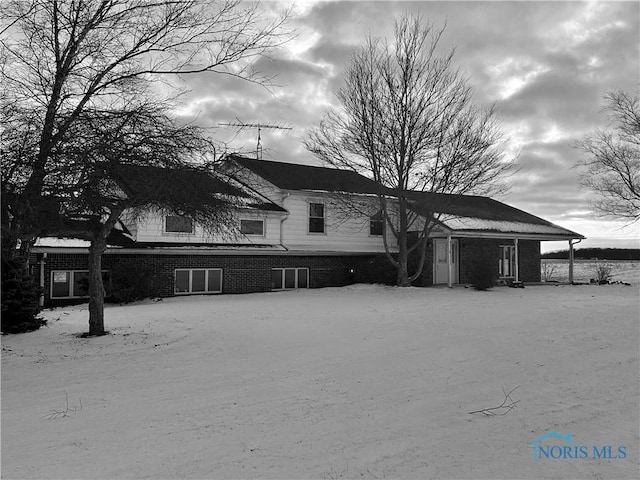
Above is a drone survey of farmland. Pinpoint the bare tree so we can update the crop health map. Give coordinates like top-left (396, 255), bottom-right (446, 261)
top-left (575, 90), bottom-right (640, 224)
top-left (2, 0), bottom-right (291, 241)
top-left (53, 105), bottom-right (243, 335)
top-left (1, 0), bottom-right (292, 333)
top-left (305, 13), bottom-right (512, 286)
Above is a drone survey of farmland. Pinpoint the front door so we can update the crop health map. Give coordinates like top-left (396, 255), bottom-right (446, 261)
top-left (434, 238), bottom-right (459, 284)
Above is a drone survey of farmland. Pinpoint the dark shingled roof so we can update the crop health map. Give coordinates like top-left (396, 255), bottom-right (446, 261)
top-left (407, 191), bottom-right (549, 225)
top-left (407, 191), bottom-right (584, 237)
top-left (230, 155), bottom-right (583, 238)
top-left (113, 164), bottom-right (250, 198)
top-left (113, 164), bottom-right (286, 213)
top-left (231, 155), bottom-right (388, 195)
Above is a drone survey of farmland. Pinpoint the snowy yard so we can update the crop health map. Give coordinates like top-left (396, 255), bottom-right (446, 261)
top-left (2, 284), bottom-right (639, 479)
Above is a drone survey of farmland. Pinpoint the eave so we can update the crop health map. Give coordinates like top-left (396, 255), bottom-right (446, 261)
top-left (430, 230), bottom-right (586, 241)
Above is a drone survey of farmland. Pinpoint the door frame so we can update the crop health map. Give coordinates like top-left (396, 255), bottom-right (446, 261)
top-left (433, 237), bottom-right (459, 286)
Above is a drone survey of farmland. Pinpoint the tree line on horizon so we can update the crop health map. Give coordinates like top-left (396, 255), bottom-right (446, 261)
top-left (542, 248), bottom-right (640, 260)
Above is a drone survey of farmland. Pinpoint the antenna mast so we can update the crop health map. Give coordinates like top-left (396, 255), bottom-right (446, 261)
top-left (220, 120), bottom-right (292, 159)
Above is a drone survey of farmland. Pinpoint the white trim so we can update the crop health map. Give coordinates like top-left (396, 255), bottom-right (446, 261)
top-left (271, 267), bottom-right (309, 290)
top-left (514, 238), bottom-right (519, 282)
top-left (32, 247), bottom-right (391, 256)
top-left (430, 231), bottom-right (584, 241)
top-left (174, 268), bottom-right (223, 295)
top-left (239, 218), bottom-right (266, 237)
top-left (307, 201), bottom-right (326, 235)
top-left (447, 235), bottom-right (453, 288)
top-left (163, 215), bottom-right (195, 235)
top-left (499, 245), bottom-right (517, 278)
top-left (433, 238), bottom-right (459, 286)
top-left (50, 269), bottom-right (108, 299)
top-left (368, 212), bottom-right (384, 237)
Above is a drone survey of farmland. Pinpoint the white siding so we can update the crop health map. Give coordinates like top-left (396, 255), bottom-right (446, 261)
top-left (280, 192), bottom-right (397, 253)
top-left (133, 210), bottom-right (283, 246)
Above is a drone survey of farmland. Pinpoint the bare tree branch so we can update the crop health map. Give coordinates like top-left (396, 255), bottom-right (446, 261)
top-left (574, 90), bottom-right (640, 224)
top-left (1, 0), bottom-right (293, 334)
top-left (305, 13), bottom-right (514, 286)
top-left (468, 386), bottom-right (520, 416)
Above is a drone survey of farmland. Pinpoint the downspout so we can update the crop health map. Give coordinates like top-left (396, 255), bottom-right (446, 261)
top-left (39, 253), bottom-right (47, 307)
top-left (279, 214), bottom-right (290, 251)
top-left (568, 238), bottom-right (582, 284)
top-left (514, 238), bottom-right (519, 282)
top-left (447, 235), bottom-right (453, 288)
top-left (279, 193), bottom-right (290, 251)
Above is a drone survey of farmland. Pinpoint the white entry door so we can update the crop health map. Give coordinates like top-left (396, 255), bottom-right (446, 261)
top-left (434, 238), bottom-right (459, 285)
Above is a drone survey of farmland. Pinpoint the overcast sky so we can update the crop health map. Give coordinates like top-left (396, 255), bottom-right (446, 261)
top-left (179, 0), bottom-right (639, 251)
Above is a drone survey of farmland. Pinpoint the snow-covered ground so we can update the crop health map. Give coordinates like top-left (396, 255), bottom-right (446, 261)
top-left (2, 284), bottom-right (639, 479)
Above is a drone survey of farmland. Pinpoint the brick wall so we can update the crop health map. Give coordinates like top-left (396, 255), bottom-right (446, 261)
top-left (36, 252), bottom-right (371, 306)
top-left (518, 240), bottom-right (541, 282)
top-left (34, 238), bottom-right (541, 306)
top-left (351, 237), bottom-right (542, 286)
top-left (458, 238), bottom-right (541, 283)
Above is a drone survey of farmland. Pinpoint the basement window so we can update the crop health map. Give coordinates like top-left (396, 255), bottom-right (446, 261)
top-left (50, 270), bottom-right (110, 299)
top-left (271, 268), bottom-right (309, 290)
top-left (174, 269), bottom-right (222, 294)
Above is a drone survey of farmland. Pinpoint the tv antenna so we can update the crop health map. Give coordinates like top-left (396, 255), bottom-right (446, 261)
top-left (219, 120), bottom-right (292, 160)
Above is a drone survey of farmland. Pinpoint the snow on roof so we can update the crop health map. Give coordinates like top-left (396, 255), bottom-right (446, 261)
top-left (438, 216), bottom-right (583, 238)
top-left (33, 238), bottom-right (288, 251)
top-left (35, 238), bottom-right (98, 248)
top-left (230, 155), bottom-right (584, 239)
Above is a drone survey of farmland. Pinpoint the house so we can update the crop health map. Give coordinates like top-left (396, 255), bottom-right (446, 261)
top-left (31, 154), bottom-right (584, 305)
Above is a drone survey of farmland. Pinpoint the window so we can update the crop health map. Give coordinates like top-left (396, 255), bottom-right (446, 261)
top-left (174, 269), bottom-right (222, 294)
top-left (50, 270), bottom-right (109, 299)
top-left (370, 211), bottom-right (384, 236)
top-left (271, 268), bottom-right (309, 290)
top-left (308, 203), bottom-right (325, 233)
top-left (165, 215), bottom-right (194, 234)
top-left (240, 219), bottom-right (265, 236)
top-left (499, 245), bottom-right (516, 277)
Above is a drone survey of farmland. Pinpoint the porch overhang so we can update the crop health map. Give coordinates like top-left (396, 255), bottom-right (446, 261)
top-left (430, 230), bottom-right (585, 242)
top-left (426, 224), bottom-right (586, 286)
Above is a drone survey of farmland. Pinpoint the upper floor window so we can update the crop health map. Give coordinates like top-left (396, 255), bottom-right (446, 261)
top-left (240, 219), bottom-right (265, 236)
top-left (308, 203), bottom-right (325, 233)
top-left (370, 211), bottom-right (384, 236)
top-left (165, 215), bottom-right (194, 234)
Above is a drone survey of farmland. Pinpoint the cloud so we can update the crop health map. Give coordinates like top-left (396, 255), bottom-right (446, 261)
top-left (170, 1), bottom-right (638, 246)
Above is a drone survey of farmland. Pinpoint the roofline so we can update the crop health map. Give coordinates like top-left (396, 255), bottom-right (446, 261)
top-left (430, 231), bottom-right (586, 241)
top-left (31, 246), bottom-right (391, 256)
top-left (227, 156), bottom-right (586, 239)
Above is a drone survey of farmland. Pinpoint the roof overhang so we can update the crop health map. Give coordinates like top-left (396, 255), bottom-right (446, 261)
top-left (31, 245), bottom-right (387, 256)
top-left (430, 230), bottom-right (585, 241)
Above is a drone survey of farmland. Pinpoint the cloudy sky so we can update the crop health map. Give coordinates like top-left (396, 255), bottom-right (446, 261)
top-left (180, 0), bottom-right (639, 252)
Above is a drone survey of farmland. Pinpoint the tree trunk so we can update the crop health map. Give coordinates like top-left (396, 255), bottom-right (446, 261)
top-left (396, 195), bottom-right (411, 287)
top-left (397, 249), bottom-right (411, 286)
top-left (87, 237), bottom-right (108, 336)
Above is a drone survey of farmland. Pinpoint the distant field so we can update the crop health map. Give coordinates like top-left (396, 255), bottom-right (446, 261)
top-left (541, 259), bottom-right (640, 284)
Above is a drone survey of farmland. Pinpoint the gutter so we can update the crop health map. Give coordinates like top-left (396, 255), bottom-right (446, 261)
top-left (429, 230), bottom-right (586, 241)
